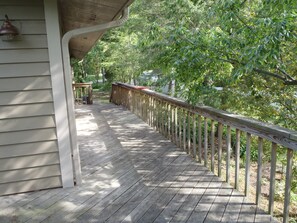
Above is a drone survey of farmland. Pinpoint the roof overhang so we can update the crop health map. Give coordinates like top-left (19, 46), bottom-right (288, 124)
top-left (58, 0), bottom-right (133, 59)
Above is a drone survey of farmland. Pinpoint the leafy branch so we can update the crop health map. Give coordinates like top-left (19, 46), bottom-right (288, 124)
top-left (220, 58), bottom-right (297, 85)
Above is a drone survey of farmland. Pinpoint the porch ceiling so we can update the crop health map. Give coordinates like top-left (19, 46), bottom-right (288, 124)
top-left (58, 0), bottom-right (133, 59)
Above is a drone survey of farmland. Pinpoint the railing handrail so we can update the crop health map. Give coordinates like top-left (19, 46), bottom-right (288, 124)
top-left (114, 82), bottom-right (297, 151)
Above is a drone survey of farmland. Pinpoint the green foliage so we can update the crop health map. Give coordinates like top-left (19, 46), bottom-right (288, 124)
top-left (71, 1), bottom-right (297, 213)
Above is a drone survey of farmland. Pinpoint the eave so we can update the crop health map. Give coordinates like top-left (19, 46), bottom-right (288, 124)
top-left (58, 0), bottom-right (134, 59)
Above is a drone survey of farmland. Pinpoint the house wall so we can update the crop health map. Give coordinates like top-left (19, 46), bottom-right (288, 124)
top-left (0, 0), bottom-right (63, 195)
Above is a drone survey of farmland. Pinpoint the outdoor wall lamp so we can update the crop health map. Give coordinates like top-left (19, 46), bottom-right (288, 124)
top-left (0, 15), bottom-right (19, 41)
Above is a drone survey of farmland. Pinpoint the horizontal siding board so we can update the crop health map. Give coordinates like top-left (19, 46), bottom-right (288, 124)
top-left (0, 141), bottom-right (58, 158)
top-left (0, 153), bottom-right (60, 171)
top-left (0, 176), bottom-right (62, 196)
top-left (0, 0), bottom-right (65, 196)
top-left (21, 21), bottom-right (46, 34)
top-left (0, 6), bottom-right (44, 20)
top-left (0, 49), bottom-right (49, 64)
top-left (0, 76), bottom-right (52, 92)
top-left (0, 63), bottom-right (50, 78)
top-left (0, 128), bottom-right (57, 146)
top-left (0, 35), bottom-right (48, 49)
top-left (0, 165), bottom-right (61, 184)
top-left (0, 116), bottom-right (56, 133)
top-left (0, 90), bottom-right (53, 105)
top-left (0, 103), bottom-right (54, 119)
top-left (0, 0), bottom-right (43, 6)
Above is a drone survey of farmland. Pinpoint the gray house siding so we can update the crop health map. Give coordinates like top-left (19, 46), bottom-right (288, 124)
top-left (0, 0), bottom-right (62, 195)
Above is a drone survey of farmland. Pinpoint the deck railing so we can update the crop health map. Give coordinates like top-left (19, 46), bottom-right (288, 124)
top-left (110, 82), bottom-right (296, 223)
top-left (72, 82), bottom-right (93, 104)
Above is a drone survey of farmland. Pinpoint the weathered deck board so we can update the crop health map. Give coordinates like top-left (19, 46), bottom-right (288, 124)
top-left (0, 102), bottom-right (279, 223)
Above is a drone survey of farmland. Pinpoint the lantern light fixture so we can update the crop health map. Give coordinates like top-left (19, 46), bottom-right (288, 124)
top-left (0, 14), bottom-right (19, 41)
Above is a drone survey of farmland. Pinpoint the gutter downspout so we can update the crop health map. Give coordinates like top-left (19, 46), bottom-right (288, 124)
top-left (61, 8), bottom-right (129, 185)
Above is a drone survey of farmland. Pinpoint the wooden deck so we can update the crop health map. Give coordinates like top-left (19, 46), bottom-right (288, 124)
top-left (0, 102), bottom-right (279, 223)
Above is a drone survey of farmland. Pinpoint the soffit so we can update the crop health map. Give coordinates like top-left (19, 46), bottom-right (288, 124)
top-left (58, 0), bottom-right (133, 59)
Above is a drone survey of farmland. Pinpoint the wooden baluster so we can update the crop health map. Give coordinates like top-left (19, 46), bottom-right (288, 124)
top-left (245, 133), bottom-right (251, 196)
top-left (193, 113), bottom-right (197, 160)
top-left (163, 102), bottom-right (165, 135)
top-left (160, 101), bottom-right (163, 133)
top-left (256, 137), bottom-right (263, 205)
top-left (211, 120), bottom-right (215, 172)
top-left (133, 92), bottom-right (136, 114)
top-left (138, 93), bottom-right (140, 116)
top-left (269, 142), bottom-right (277, 215)
top-left (187, 111), bottom-right (191, 155)
top-left (166, 104), bottom-right (171, 139)
top-left (146, 96), bottom-right (149, 122)
top-left (162, 102), bottom-right (165, 136)
top-left (226, 126), bottom-right (231, 183)
top-left (218, 123), bottom-right (223, 177)
top-left (235, 129), bottom-right (240, 189)
top-left (175, 107), bottom-right (178, 145)
top-left (171, 104), bottom-right (175, 142)
top-left (179, 109), bottom-right (182, 148)
top-left (198, 115), bottom-right (202, 163)
top-left (131, 91), bottom-right (134, 113)
top-left (156, 100), bottom-right (159, 131)
top-left (151, 97), bottom-right (154, 127)
top-left (154, 98), bottom-right (157, 130)
top-left (161, 102), bottom-right (164, 135)
top-left (144, 95), bottom-right (147, 122)
top-left (204, 117), bottom-right (208, 167)
top-left (283, 148), bottom-right (293, 223)
top-left (148, 97), bottom-right (151, 126)
top-left (142, 94), bottom-right (144, 118)
top-left (151, 98), bottom-right (154, 128)
top-left (183, 110), bottom-right (187, 151)
top-left (159, 100), bottom-right (162, 132)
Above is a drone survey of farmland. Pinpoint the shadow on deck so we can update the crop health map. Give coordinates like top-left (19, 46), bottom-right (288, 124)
top-left (0, 102), bottom-right (278, 223)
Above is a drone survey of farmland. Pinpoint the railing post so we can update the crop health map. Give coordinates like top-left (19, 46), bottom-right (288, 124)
top-left (111, 83), bottom-right (296, 222)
